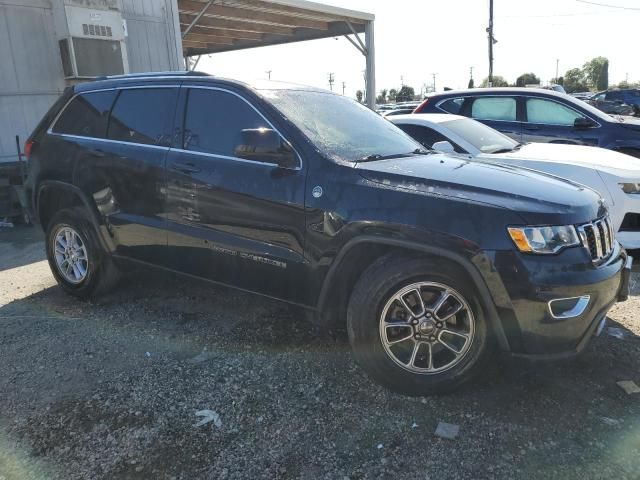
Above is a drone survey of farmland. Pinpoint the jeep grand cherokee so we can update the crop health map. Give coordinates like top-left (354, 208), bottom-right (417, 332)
top-left (24, 72), bottom-right (632, 395)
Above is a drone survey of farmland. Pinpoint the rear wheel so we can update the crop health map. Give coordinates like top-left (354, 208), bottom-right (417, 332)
top-left (347, 254), bottom-right (493, 395)
top-left (46, 207), bottom-right (120, 298)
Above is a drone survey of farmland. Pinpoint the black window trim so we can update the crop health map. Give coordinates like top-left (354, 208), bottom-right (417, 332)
top-left (175, 85), bottom-right (302, 171)
top-left (47, 85), bottom-right (180, 152)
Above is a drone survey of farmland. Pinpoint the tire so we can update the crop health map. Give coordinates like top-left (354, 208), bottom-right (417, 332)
top-left (45, 207), bottom-right (120, 298)
top-left (347, 253), bottom-right (493, 396)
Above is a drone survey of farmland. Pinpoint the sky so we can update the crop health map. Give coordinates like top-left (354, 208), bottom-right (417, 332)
top-left (197, 0), bottom-right (639, 99)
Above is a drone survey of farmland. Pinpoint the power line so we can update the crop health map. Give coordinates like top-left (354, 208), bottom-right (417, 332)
top-left (576, 0), bottom-right (640, 11)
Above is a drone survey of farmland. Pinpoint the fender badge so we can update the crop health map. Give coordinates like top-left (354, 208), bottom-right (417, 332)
top-left (312, 186), bottom-right (323, 198)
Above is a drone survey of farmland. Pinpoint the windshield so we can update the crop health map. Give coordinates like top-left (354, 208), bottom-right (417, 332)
top-left (261, 89), bottom-right (423, 162)
top-left (441, 118), bottom-right (518, 153)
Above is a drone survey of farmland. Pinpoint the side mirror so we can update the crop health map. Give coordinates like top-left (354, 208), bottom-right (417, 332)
top-left (234, 128), bottom-right (297, 168)
top-left (432, 140), bottom-right (456, 153)
top-left (574, 117), bottom-right (596, 129)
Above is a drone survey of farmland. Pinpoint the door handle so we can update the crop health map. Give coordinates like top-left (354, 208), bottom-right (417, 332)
top-left (170, 162), bottom-right (201, 174)
top-left (524, 125), bottom-right (540, 131)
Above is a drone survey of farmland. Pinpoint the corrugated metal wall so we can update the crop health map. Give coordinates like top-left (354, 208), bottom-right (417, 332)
top-left (0, 0), bottom-right (182, 163)
top-left (121, 0), bottom-right (183, 73)
top-left (0, 0), bottom-right (65, 163)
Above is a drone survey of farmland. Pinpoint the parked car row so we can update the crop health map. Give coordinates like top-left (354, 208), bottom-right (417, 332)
top-left (377, 101), bottom-right (421, 117)
top-left (587, 89), bottom-right (640, 116)
top-left (413, 88), bottom-right (640, 157)
top-left (388, 87), bottom-right (640, 250)
top-left (390, 113), bottom-right (640, 249)
top-left (25, 73), bottom-right (632, 395)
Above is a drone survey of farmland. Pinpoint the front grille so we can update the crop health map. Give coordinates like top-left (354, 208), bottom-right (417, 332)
top-left (577, 216), bottom-right (615, 263)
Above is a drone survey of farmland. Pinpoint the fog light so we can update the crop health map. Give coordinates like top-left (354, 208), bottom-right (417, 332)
top-left (548, 295), bottom-right (590, 319)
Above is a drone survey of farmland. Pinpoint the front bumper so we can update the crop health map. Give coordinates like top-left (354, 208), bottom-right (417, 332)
top-left (486, 244), bottom-right (631, 358)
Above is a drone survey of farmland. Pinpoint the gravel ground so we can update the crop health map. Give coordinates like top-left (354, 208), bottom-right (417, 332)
top-left (1, 226), bottom-right (639, 480)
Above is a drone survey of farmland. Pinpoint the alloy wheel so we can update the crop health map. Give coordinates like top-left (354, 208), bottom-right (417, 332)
top-left (379, 282), bottom-right (475, 374)
top-left (53, 226), bottom-right (89, 284)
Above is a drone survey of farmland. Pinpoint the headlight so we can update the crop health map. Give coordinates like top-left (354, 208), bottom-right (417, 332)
top-left (507, 225), bottom-right (580, 254)
top-left (619, 183), bottom-right (640, 194)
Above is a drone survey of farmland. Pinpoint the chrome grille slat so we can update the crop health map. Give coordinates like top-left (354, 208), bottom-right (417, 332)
top-left (602, 218), bottom-right (611, 253)
top-left (592, 224), bottom-right (603, 259)
top-left (579, 216), bottom-right (614, 263)
top-left (597, 220), bottom-right (607, 254)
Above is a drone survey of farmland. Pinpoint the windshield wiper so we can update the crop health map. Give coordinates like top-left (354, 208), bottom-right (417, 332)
top-left (490, 142), bottom-right (526, 154)
top-left (359, 148), bottom-right (431, 163)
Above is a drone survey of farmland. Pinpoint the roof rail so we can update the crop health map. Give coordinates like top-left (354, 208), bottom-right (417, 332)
top-left (93, 71), bottom-right (211, 81)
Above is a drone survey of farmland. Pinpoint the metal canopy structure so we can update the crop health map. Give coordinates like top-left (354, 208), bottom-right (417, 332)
top-left (177, 0), bottom-right (376, 107)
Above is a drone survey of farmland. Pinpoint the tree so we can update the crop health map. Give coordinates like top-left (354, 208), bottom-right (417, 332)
top-left (376, 89), bottom-right (388, 104)
top-left (355, 90), bottom-right (363, 103)
top-left (551, 76), bottom-right (564, 86)
top-left (598, 59), bottom-right (609, 90)
top-left (396, 86), bottom-right (415, 102)
top-left (563, 68), bottom-right (588, 93)
top-left (480, 75), bottom-right (508, 87)
top-left (388, 88), bottom-right (398, 102)
top-left (515, 72), bottom-right (540, 87)
top-left (583, 56), bottom-right (609, 90)
top-left (468, 78), bottom-right (475, 89)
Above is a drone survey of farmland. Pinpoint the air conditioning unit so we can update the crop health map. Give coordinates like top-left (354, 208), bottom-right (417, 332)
top-left (58, 5), bottom-right (128, 79)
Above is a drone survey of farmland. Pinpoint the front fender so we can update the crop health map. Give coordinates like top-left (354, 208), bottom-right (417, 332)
top-left (316, 235), bottom-right (511, 351)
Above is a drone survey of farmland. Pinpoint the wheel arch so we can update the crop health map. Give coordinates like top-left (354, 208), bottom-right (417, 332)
top-left (316, 236), bottom-right (510, 350)
top-left (37, 180), bottom-right (114, 253)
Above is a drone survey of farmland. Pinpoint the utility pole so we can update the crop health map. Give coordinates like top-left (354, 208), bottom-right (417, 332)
top-left (342, 81), bottom-right (346, 95)
top-left (432, 73), bottom-right (437, 93)
top-left (487, 0), bottom-right (495, 87)
top-left (328, 73), bottom-right (335, 91)
top-left (400, 75), bottom-right (404, 86)
top-left (470, 66), bottom-right (474, 80)
top-left (266, 70), bottom-right (272, 80)
top-left (555, 59), bottom-right (559, 82)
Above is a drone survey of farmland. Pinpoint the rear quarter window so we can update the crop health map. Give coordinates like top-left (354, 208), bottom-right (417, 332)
top-left (51, 90), bottom-right (116, 138)
top-left (438, 98), bottom-right (465, 114)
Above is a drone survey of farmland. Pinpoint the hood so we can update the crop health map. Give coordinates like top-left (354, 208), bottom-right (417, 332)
top-left (356, 153), bottom-right (605, 225)
top-left (490, 142), bottom-right (640, 178)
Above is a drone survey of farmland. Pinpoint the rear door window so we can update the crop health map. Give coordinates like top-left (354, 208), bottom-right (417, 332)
top-left (107, 88), bottom-right (178, 146)
top-left (525, 98), bottom-right (583, 126)
top-left (471, 97), bottom-right (517, 121)
top-left (52, 90), bottom-right (116, 138)
top-left (182, 88), bottom-right (272, 162)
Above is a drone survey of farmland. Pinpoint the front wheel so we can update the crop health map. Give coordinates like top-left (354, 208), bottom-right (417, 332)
top-left (347, 254), bottom-right (493, 395)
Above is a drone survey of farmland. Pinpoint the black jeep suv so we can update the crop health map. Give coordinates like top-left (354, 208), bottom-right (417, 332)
top-left (25, 72), bottom-right (632, 395)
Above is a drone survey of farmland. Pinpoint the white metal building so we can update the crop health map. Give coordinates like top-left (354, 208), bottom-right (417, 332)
top-left (0, 0), bottom-right (184, 164)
